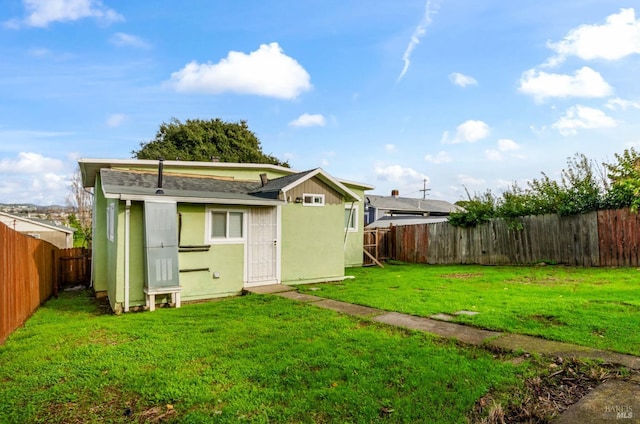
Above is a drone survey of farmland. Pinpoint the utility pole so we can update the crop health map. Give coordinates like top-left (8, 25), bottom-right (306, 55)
top-left (419, 178), bottom-right (431, 200)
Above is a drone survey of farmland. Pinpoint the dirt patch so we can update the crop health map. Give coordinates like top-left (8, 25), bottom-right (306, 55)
top-left (469, 356), bottom-right (632, 423)
top-left (530, 314), bottom-right (567, 327)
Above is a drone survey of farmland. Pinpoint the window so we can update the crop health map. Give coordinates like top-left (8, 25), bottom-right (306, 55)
top-left (302, 193), bottom-right (325, 206)
top-left (107, 202), bottom-right (115, 241)
top-left (344, 205), bottom-right (358, 231)
top-left (206, 209), bottom-right (245, 242)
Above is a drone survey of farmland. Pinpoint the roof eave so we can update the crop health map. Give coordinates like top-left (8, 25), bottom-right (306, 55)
top-left (104, 193), bottom-right (285, 206)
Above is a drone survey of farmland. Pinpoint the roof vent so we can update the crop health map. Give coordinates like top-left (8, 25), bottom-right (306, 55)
top-left (391, 189), bottom-right (399, 198)
top-left (156, 158), bottom-right (164, 195)
top-left (260, 173), bottom-right (269, 187)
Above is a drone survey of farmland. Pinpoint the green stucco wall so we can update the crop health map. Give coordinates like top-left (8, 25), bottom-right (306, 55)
top-left (91, 174), bottom-right (108, 293)
top-left (343, 187), bottom-right (366, 268)
top-left (280, 203), bottom-right (345, 284)
top-left (176, 204), bottom-right (245, 300)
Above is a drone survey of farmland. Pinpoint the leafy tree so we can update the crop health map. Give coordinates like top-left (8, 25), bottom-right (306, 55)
top-left (132, 118), bottom-right (289, 167)
top-left (448, 189), bottom-right (497, 228)
top-left (602, 147), bottom-right (640, 211)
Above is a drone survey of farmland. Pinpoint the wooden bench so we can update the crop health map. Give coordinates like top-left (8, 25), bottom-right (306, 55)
top-left (143, 286), bottom-right (182, 311)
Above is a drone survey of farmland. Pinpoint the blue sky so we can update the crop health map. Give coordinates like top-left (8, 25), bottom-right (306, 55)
top-left (1, 0), bottom-right (639, 205)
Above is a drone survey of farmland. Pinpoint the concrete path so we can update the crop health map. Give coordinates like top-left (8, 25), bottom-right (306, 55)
top-left (245, 285), bottom-right (640, 422)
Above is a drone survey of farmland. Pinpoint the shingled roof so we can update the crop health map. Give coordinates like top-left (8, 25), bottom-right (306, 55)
top-left (100, 169), bottom-right (282, 205)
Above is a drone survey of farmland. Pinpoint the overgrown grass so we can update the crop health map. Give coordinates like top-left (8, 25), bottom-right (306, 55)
top-left (299, 264), bottom-right (640, 356)
top-left (1, 290), bottom-right (533, 423)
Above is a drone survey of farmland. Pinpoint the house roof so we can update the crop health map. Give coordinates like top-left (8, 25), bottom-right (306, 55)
top-left (251, 168), bottom-right (361, 202)
top-left (100, 169), bottom-right (283, 205)
top-left (366, 194), bottom-right (463, 214)
top-left (78, 158), bottom-right (375, 191)
top-left (99, 166), bottom-right (362, 204)
top-left (0, 211), bottom-right (75, 233)
top-left (366, 215), bottom-right (449, 228)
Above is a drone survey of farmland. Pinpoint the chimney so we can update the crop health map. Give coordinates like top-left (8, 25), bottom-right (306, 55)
top-left (391, 189), bottom-right (399, 198)
top-left (156, 158), bottom-right (164, 195)
top-left (260, 173), bottom-right (268, 187)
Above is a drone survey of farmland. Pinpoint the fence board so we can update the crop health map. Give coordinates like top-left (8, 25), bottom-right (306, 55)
top-left (375, 209), bottom-right (639, 267)
top-left (0, 223), bottom-right (59, 345)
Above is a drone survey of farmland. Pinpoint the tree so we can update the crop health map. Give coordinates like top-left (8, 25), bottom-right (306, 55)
top-left (602, 147), bottom-right (640, 211)
top-left (132, 118), bottom-right (289, 167)
top-left (67, 167), bottom-right (92, 248)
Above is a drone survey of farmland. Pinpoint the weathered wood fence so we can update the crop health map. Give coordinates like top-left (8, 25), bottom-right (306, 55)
top-left (1, 223), bottom-right (91, 344)
top-left (363, 228), bottom-right (393, 266)
top-left (373, 209), bottom-right (640, 267)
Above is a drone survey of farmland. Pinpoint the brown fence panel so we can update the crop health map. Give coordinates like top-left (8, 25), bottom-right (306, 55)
top-left (0, 223), bottom-right (59, 345)
top-left (59, 247), bottom-right (91, 286)
top-left (598, 209), bottom-right (640, 267)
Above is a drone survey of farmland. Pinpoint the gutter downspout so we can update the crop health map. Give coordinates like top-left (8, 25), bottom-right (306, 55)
top-left (124, 200), bottom-right (131, 312)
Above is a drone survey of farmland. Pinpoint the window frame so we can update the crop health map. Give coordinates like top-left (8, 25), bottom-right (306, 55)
top-left (344, 205), bottom-right (358, 232)
top-left (107, 202), bottom-right (115, 242)
top-left (205, 208), bottom-right (247, 244)
top-left (302, 193), bottom-right (325, 207)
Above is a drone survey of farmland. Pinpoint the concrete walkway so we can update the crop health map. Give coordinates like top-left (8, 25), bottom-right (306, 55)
top-left (246, 285), bottom-right (640, 422)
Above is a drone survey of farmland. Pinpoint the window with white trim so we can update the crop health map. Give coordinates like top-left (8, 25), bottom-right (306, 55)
top-left (107, 202), bottom-right (115, 242)
top-left (302, 193), bottom-right (325, 206)
top-left (344, 205), bottom-right (358, 231)
top-left (206, 209), bottom-right (245, 243)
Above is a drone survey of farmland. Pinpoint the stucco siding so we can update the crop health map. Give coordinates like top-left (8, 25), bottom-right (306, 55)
top-left (92, 175), bottom-right (109, 293)
top-left (176, 203), bottom-right (245, 300)
top-left (280, 203), bottom-right (344, 284)
top-left (344, 188), bottom-right (366, 267)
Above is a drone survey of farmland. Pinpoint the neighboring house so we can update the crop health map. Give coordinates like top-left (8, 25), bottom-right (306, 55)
top-left (79, 158), bottom-right (373, 313)
top-left (365, 191), bottom-right (463, 228)
top-left (0, 211), bottom-right (75, 249)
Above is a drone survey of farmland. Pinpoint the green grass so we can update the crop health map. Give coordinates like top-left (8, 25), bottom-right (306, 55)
top-left (0, 290), bottom-right (533, 423)
top-left (298, 264), bottom-right (640, 356)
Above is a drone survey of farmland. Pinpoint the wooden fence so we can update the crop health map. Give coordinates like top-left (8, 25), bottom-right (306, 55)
top-left (1, 223), bottom-right (59, 344)
top-left (363, 228), bottom-right (392, 266)
top-left (372, 209), bottom-right (640, 267)
top-left (59, 247), bottom-right (91, 286)
top-left (0, 224), bottom-right (91, 344)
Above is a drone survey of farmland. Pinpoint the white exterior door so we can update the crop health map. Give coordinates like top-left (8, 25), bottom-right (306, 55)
top-left (246, 207), bottom-right (279, 286)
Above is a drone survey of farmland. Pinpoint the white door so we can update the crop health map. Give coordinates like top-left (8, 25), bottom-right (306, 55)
top-left (246, 207), bottom-right (279, 286)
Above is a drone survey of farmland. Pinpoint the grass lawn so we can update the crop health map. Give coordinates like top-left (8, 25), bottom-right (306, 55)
top-left (298, 263), bottom-right (640, 356)
top-left (0, 290), bottom-right (534, 423)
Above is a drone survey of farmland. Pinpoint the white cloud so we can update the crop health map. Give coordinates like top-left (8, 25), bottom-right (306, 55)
top-left (605, 97), bottom-right (640, 110)
top-left (374, 163), bottom-right (426, 183)
top-left (424, 151), bottom-right (451, 164)
top-left (289, 113), bottom-right (326, 128)
top-left (110, 32), bottom-right (151, 49)
top-left (441, 120), bottom-right (490, 144)
top-left (497, 138), bottom-right (520, 152)
top-left (457, 174), bottom-right (486, 187)
top-left (106, 113), bottom-right (127, 128)
top-left (397, 0), bottom-right (439, 82)
top-left (0, 152), bottom-right (64, 174)
top-left (552, 105), bottom-right (617, 136)
top-left (385, 144), bottom-right (396, 153)
top-left (449, 72), bottom-right (477, 87)
top-left (167, 42), bottom-right (312, 100)
top-left (485, 139), bottom-right (523, 161)
top-left (6, 0), bottom-right (123, 28)
top-left (545, 8), bottom-right (640, 66)
top-left (518, 67), bottom-right (612, 102)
